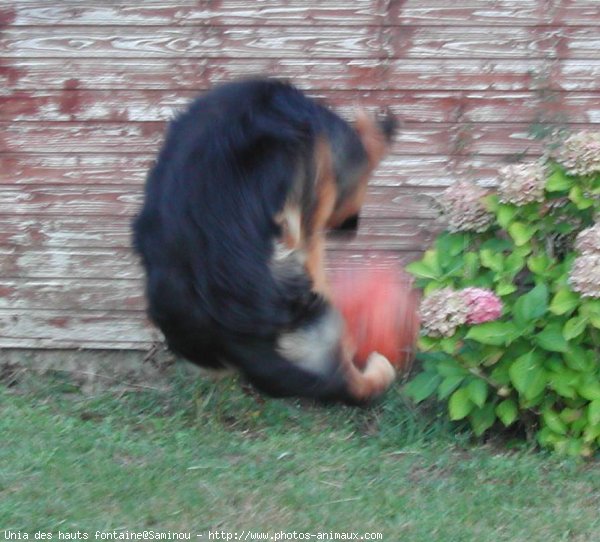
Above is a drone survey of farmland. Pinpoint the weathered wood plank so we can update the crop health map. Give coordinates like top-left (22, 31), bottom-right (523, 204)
top-left (0, 154), bottom-right (153, 185)
top-left (0, 243), bottom-right (427, 311)
top-left (0, 89), bottom-right (458, 123)
top-left (0, 122), bottom-right (167, 153)
top-left (4, 153), bottom-right (496, 187)
top-left (560, 60), bottom-right (600, 91)
top-left (0, 247), bottom-right (142, 280)
top-left (0, 121), bottom-right (547, 156)
top-left (0, 185), bottom-right (145, 216)
top-left (6, 1), bottom-right (388, 27)
top-left (2, 58), bottom-right (565, 92)
top-left (552, 2), bottom-right (600, 26)
top-left (390, 0), bottom-right (542, 26)
top-left (0, 278), bottom-right (146, 311)
top-left (0, 308), bottom-right (160, 348)
top-left (385, 26), bottom-right (570, 59)
top-left (0, 122), bottom-right (454, 154)
top-left (0, 253), bottom-right (423, 349)
top-left (0, 27), bottom-right (387, 59)
top-left (0, 216), bottom-right (136, 249)
top-left (393, 1), bottom-right (600, 26)
top-left (5, 26), bottom-right (595, 60)
top-left (0, 242), bottom-right (428, 280)
top-left (3, 90), bottom-right (600, 124)
top-left (0, 184), bottom-right (444, 220)
top-left (9, 1), bottom-right (599, 27)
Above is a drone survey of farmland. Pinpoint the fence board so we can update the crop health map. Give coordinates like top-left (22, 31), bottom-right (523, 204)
top-left (9, 1), bottom-right (599, 27)
top-left (3, 89), bottom-right (600, 124)
top-left (0, 184), bottom-right (443, 220)
top-left (3, 153), bottom-right (495, 187)
top-left (1, 58), bottom-right (563, 91)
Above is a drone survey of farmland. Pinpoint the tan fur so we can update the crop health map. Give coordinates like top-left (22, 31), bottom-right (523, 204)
top-left (304, 138), bottom-right (338, 296)
top-left (354, 108), bottom-right (391, 167)
top-left (327, 109), bottom-right (393, 229)
top-left (275, 118), bottom-right (398, 402)
top-left (311, 134), bottom-right (397, 400)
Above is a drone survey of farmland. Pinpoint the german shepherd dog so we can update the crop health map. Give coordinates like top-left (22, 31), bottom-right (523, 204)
top-left (133, 78), bottom-right (397, 403)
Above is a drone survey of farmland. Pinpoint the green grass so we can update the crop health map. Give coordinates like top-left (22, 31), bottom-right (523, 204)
top-left (1, 367), bottom-right (599, 540)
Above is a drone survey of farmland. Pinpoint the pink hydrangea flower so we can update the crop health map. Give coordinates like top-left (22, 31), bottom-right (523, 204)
top-left (460, 287), bottom-right (503, 324)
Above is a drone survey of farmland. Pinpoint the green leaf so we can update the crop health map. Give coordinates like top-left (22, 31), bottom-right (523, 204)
top-left (563, 315), bottom-right (588, 340)
top-left (583, 424), bottom-right (600, 444)
top-left (436, 358), bottom-right (469, 377)
top-left (581, 299), bottom-right (600, 318)
top-left (406, 260), bottom-right (440, 280)
top-left (588, 399), bottom-right (600, 426)
top-left (496, 281), bottom-right (517, 296)
top-left (482, 347), bottom-right (504, 366)
top-left (508, 222), bottom-right (534, 246)
top-left (463, 252), bottom-right (480, 280)
top-left (466, 379), bottom-right (488, 408)
top-left (578, 378), bottom-right (600, 401)
top-left (546, 168), bottom-right (574, 192)
top-left (569, 185), bottom-right (594, 209)
top-left (548, 372), bottom-right (577, 399)
top-left (505, 252), bottom-right (525, 276)
top-left (496, 399), bottom-right (518, 426)
top-left (436, 232), bottom-right (469, 257)
top-left (527, 254), bottom-right (551, 275)
top-left (534, 323), bottom-right (569, 352)
top-left (437, 375), bottom-right (465, 400)
top-left (496, 204), bottom-right (518, 228)
top-left (439, 335), bottom-right (461, 355)
top-left (509, 350), bottom-right (547, 400)
top-left (513, 284), bottom-right (549, 326)
top-left (481, 238), bottom-right (513, 252)
top-left (404, 372), bottom-right (442, 403)
top-left (480, 249), bottom-right (504, 272)
top-left (581, 300), bottom-right (600, 328)
top-left (417, 335), bottom-right (437, 351)
top-left (448, 388), bottom-right (473, 420)
top-left (590, 315), bottom-right (600, 329)
top-left (469, 403), bottom-right (496, 436)
top-left (542, 408), bottom-right (568, 435)
top-left (482, 194), bottom-right (499, 213)
top-left (549, 289), bottom-right (580, 315)
top-left (537, 427), bottom-right (567, 448)
top-left (466, 321), bottom-right (519, 346)
top-left (560, 408), bottom-right (582, 424)
top-left (564, 345), bottom-right (595, 372)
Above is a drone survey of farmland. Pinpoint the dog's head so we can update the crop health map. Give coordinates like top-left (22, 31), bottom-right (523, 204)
top-left (325, 108), bottom-right (397, 236)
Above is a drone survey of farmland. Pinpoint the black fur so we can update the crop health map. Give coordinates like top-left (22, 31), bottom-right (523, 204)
top-left (133, 78), bottom-right (393, 401)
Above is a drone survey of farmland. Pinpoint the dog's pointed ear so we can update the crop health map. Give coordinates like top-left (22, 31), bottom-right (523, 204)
top-left (353, 106), bottom-right (396, 166)
top-left (377, 108), bottom-right (397, 144)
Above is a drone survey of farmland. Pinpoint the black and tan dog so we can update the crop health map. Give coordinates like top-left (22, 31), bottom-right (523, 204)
top-left (133, 78), bottom-right (397, 403)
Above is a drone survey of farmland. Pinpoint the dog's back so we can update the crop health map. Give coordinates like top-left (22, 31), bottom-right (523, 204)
top-left (133, 78), bottom-right (397, 402)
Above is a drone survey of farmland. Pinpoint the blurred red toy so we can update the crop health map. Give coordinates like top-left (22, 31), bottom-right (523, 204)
top-left (331, 264), bottom-right (420, 371)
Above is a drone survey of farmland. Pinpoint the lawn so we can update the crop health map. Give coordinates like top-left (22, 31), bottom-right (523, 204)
top-left (1, 365), bottom-right (599, 541)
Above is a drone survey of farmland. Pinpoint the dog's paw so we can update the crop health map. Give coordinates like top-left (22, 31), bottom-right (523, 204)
top-left (364, 351), bottom-right (396, 386)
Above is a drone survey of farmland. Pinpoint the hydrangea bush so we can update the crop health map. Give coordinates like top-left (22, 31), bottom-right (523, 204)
top-left (405, 131), bottom-right (600, 456)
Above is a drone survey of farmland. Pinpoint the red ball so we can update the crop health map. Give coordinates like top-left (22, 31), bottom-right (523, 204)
top-left (331, 264), bottom-right (420, 370)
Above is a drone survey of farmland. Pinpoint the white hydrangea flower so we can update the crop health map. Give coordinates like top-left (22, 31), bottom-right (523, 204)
top-left (555, 131), bottom-right (600, 176)
top-left (420, 288), bottom-right (469, 337)
top-left (497, 161), bottom-right (546, 206)
top-left (439, 181), bottom-right (493, 233)
top-left (569, 254), bottom-right (600, 298)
